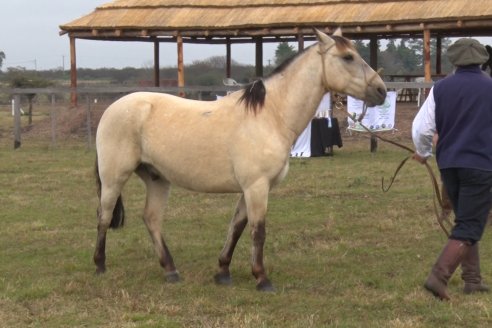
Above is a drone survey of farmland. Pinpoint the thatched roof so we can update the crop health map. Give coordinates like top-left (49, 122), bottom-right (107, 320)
top-left (60, 0), bottom-right (492, 42)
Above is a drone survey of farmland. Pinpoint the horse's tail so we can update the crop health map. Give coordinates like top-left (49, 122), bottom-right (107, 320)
top-left (95, 155), bottom-right (125, 229)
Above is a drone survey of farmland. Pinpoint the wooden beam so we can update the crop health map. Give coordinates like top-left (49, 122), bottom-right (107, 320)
top-left (154, 40), bottom-right (160, 87)
top-left (70, 36), bottom-right (77, 107)
top-left (64, 19), bottom-right (492, 41)
top-left (255, 37), bottom-right (263, 78)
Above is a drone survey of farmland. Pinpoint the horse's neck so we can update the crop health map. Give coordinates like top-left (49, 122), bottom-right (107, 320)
top-left (266, 47), bottom-right (326, 142)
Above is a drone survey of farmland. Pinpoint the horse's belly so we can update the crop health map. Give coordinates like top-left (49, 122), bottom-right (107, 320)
top-left (148, 155), bottom-right (241, 193)
top-left (170, 170), bottom-right (241, 193)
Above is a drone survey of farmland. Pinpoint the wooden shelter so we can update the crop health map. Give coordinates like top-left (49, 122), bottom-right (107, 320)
top-left (60, 0), bottom-right (492, 101)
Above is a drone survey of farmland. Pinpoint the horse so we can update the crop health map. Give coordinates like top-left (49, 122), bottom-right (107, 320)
top-left (93, 28), bottom-right (387, 291)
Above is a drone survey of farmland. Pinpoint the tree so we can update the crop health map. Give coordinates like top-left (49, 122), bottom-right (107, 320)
top-left (0, 51), bottom-right (5, 69)
top-left (274, 42), bottom-right (297, 66)
top-left (354, 40), bottom-right (371, 64)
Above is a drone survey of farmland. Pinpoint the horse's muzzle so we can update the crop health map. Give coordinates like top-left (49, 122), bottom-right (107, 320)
top-left (366, 84), bottom-right (387, 107)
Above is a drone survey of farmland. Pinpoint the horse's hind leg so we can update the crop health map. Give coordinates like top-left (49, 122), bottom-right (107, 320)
top-left (215, 194), bottom-right (248, 285)
top-left (136, 165), bottom-right (179, 283)
top-left (94, 176), bottom-right (129, 274)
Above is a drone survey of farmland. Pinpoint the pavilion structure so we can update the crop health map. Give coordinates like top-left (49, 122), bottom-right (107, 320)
top-left (60, 0), bottom-right (492, 103)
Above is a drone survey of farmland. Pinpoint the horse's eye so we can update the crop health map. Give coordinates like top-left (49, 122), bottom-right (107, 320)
top-left (343, 54), bottom-right (354, 62)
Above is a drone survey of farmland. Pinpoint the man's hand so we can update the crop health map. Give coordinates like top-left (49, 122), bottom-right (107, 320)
top-left (412, 152), bottom-right (428, 164)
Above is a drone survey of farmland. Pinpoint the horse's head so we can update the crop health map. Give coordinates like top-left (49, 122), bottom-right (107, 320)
top-left (315, 28), bottom-right (387, 107)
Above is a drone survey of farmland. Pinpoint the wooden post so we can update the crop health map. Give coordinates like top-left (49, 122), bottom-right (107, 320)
top-left (154, 39), bottom-right (160, 87)
top-left (86, 96), bottom-right (92, 149)
top-left (226, 38), bottom-right (232, 78)
top-left (13, 95), bottom-right (21, 149)
top-left (370, 135), bottom-right (378, 153)
top-left (436, 36), bottom-right (442, 75)
top-left (70, 36), bottom-right (77, 107)
top-left (255, 37), bottom-right (263, 78)
top-left (423, 28), bottom-right (432, 99)
top-left (369, 36), bottom-right (379, 152)
top-left (177, 34), bottom-right (185, 96)
top-left (297, 33), bottom-right (305, 51)
top-left (423, 29), bottom-right (432, 82)
top-left (50, 94), bottom-right (57, 148)
top-left (369, 36), bottom-right (378, 70)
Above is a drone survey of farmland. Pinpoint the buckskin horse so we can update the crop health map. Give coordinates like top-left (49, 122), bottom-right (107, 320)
top-left (93, 28), bottom-right (387, 291)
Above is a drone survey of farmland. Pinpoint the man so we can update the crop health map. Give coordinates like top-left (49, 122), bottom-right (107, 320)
top-left (412, 38), bottom-right (492, 300)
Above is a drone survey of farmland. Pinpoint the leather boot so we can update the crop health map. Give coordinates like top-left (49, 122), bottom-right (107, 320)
top-left (424, 239), bottom-right (469, 300)
top-left (461, 243), bottom-right (490, 294)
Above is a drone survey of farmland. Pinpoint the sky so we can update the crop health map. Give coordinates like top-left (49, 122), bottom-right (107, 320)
top-left (0, 0), bottom-right (280, 71)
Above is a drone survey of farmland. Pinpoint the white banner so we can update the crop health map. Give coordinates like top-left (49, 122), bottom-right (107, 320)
top-left (347, 91), bottom-right (396, 132)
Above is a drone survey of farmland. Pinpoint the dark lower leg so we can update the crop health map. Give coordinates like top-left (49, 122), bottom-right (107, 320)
top-left (94, 225), bottom-right (107, 274)
top-left (215, 198), bottom-right (248, 285)
top-left (216, 217), bottom-right (248, 280)
top-left (251, 222), bottom-right (273, 291)
top-left (154, 235), bottom-right (179, 283)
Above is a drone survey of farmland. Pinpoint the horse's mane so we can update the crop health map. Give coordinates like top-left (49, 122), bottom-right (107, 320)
top-left (237, 35), bottom-right (353, 114)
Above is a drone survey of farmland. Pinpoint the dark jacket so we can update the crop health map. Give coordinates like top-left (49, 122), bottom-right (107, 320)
top-left (434, 66), bottom-right (492, 171)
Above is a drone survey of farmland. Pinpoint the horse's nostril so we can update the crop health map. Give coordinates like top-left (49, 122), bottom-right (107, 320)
top-left (377, 87), bottom-right (387, 98)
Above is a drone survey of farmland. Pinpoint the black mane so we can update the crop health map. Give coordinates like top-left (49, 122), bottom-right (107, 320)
top-left (237, 79), bottom-right (266, 115)
top-left (236, 48), bottom-right (308, 114)
top-left (237, 36), bottom-right (352, 114)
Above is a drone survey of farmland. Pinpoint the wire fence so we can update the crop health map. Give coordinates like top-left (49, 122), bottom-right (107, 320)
top-left (0, 82), bottom-right (433, 150)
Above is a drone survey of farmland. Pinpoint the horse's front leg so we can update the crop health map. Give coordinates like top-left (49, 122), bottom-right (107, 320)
top-left (215, 195), bottom-right (248, 285)
top-left (244, 182), bottom-right (274, 292)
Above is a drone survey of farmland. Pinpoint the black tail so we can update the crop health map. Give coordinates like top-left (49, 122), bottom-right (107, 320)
top-left (95, 156), bottom-right (125, 229)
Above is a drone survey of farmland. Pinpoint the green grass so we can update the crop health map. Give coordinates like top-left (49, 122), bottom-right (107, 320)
top-left (0, 139), bottom-right (491, 327)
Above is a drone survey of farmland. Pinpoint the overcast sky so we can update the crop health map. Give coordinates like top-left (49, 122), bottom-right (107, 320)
top-left (0, 0), bottom-right (280, 71)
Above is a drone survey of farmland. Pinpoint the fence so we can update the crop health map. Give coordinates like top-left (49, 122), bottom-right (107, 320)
top-left (0, 82), bottom-right (434, 150)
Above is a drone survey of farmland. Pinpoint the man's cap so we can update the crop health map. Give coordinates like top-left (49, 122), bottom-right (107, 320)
top-left (447, 38), bottom-right (489, 66)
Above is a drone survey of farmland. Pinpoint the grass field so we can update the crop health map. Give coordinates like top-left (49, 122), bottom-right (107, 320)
top-left (1, 107), bottom-right (491, 327)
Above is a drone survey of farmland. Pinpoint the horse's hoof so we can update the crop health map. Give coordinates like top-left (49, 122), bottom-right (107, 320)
top-left (165, 271), bottom-right (180, 283)
top-left (214, 272), bottom-right (232, 286)
top-left (95, 267), bottom-right (106, 275)
top-left (256, 279), bottom-right (275, 292)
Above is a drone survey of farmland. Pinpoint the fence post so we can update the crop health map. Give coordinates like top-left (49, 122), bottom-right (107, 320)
top-left (86, 95), bottom-right (92, 149)
top-left (50, 94), bottom-right (57, 148)
top-left (13, 95), bottom-right (21, 149)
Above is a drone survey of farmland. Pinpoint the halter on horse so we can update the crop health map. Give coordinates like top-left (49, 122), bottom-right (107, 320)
top-left (93, 28), bottom-right (387, 291)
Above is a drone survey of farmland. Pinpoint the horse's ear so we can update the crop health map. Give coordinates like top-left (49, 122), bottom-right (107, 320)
top-left (314, 28), bottom-right (334, 46)
top-left (332, 27), bottom-right (343, 37)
